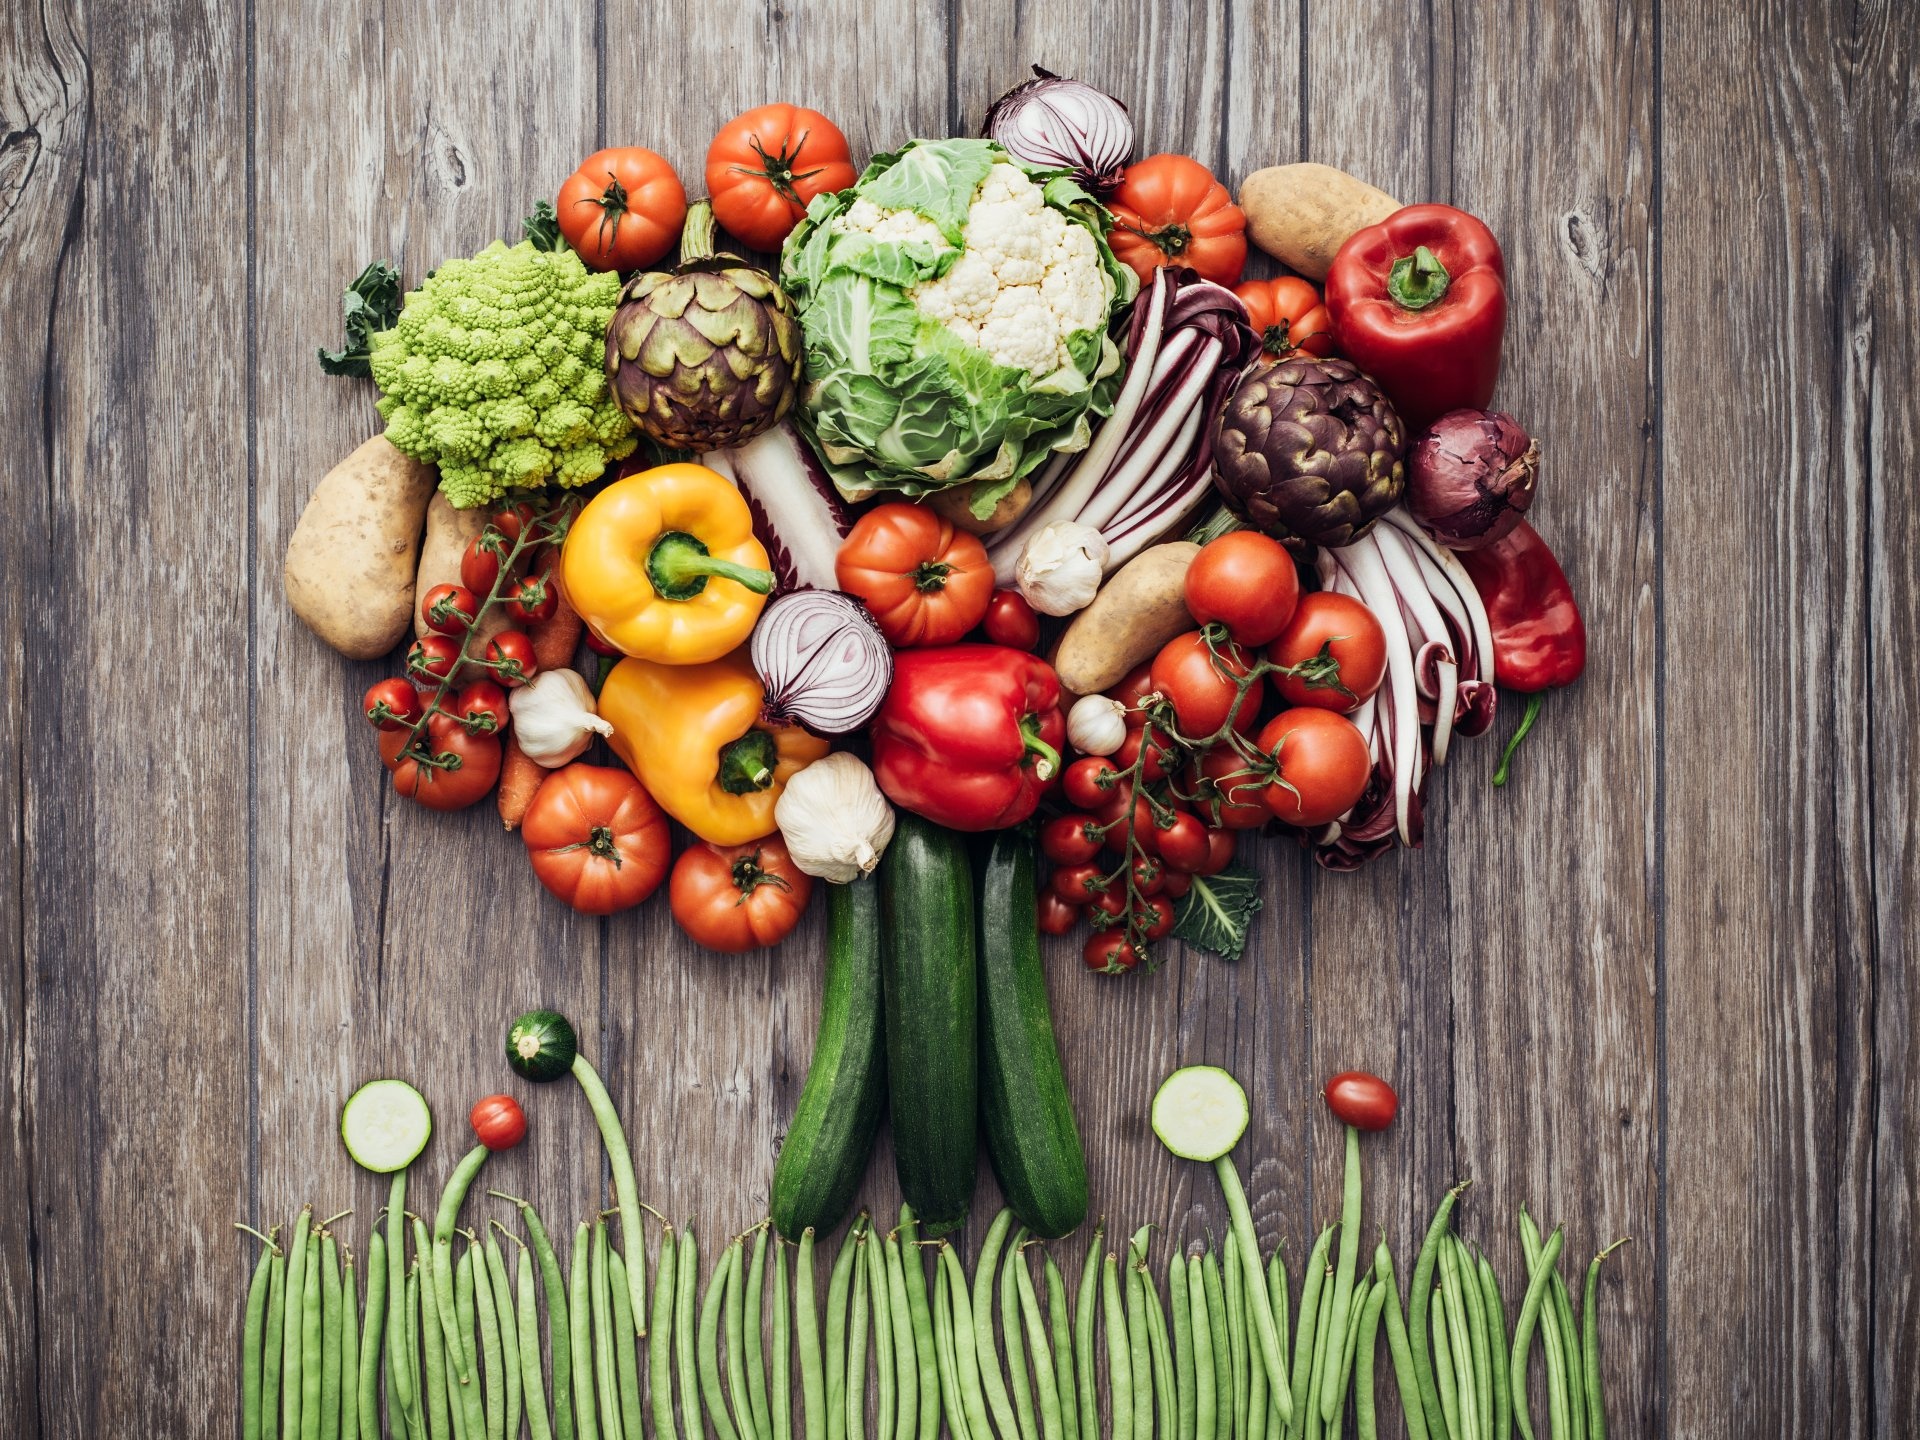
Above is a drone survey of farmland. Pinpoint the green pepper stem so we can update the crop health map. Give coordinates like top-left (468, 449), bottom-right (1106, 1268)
top-left (646, 529), bottom-right (775, 601)
top-left (717, 729), bottom-right (778, 795)
top-left (1491, 691), bottom-right (1545, 787)
top-left (1386, 244), bottom-right (1451, 311)
top-left (1020, 715), bottom-right (1061, 782)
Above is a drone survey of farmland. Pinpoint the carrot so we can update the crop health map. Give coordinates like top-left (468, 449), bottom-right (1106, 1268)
top-left (498, 732), bottom-right (546, 831)
top-left (530, 589), bottom-right (584, 672)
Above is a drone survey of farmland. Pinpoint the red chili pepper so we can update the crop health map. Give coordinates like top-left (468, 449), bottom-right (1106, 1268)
top-left (871, 644), bottom-right (1065, 831)
top-left (1324, 204), bottom-right (1507, 432)
top-left (1459, 520), bottom-right (1586, 785)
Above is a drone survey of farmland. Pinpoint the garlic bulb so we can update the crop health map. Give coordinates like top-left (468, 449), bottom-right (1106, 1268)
top-left (1015, 521), bottom-right (1110, 616)
top-left (774, 751), bottom-right (896, 883)
top-left (1066, 694), bottom-right (1128, 756)
top-left (508, 667), bottom-right (614, 767)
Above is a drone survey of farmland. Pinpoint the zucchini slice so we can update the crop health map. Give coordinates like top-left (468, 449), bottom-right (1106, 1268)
top-left (1151, 1067), bottom-right (1249, 1162)
top-left (506, 1009), bottom-right (578, 1083)
top-left (341, 1079), bottom-right (433, 1173)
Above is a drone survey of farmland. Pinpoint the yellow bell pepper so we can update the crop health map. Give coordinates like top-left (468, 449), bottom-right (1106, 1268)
top-left (598, 648), bottom-right (829, 845)
top-left (560, 462), bottom-right (774, 664)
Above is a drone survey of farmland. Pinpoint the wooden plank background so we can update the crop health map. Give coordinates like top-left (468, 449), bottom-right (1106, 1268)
top-left (0, 0), bottom-right (1913, 1435)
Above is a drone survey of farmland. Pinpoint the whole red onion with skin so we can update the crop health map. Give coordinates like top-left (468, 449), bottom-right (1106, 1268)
top-left (1407, 409), bottom-right (1539, 551)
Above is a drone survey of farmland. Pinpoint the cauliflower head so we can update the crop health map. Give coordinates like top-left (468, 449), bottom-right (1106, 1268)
top-left (369, 239), bottom-right (637, 508)
top-left (781, 138), bottom-right (1136, 513)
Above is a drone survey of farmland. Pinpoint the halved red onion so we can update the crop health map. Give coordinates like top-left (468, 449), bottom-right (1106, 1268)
top-left (983, 66), bottom-right (1134, 195)
top-left (750, 591), bottom-right (893, 736)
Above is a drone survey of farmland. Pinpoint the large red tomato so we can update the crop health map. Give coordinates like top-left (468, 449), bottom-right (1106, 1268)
top-left (1233, 277), bottom-right (1337, 358)
top-left (1106, 155), bottom-right (1247, 288)
top-left (705, 105), bottom-right (856, 252)
top-left (1267, 592), bottom-right (1389, 712)
top-left (670, 837), bottom-right (813, 952)
top-left (520, 764), bottom-right (670, 915)
top-left (1150, 632), bottom-right (1259, 737)
top-left (834, 503), bottom-right (994, 647)
top-left (383, 721), bottom-right (502, 812)
top-left (1183, 531), bottom-right (1301, 647)
top-left (1258, 707), bottom-right (1372, 828)
top-left (556, 147), bottom-right (687, 271)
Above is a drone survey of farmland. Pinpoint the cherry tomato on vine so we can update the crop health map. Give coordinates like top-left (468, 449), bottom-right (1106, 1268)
top-left (484, 630), bottom-right (539, 689)
top-left (1193, 826), bottom-right (1237, 876)
top-left (1050, 862), bottom-right (1106, 905)
top-left (1160, 870), bottom-right (1192, 900)
top-left (1096, 790), bottom-right (1158, 855)
top-left (1136, 894), bottom-right (1177, 941)
top-left (461, 533), bottom-right (508, 598)
top-left (705, 105), bottom-right (857, 252)
top-left (1083, 930), bottom-right (1142, 975)
top-left (1116, 724), bottom-right (1176, 782)
top-left (1258, 706), bottom-right (1371, 828)
top-left (470, 1094), bottom-right (528, 1151)
top-left (505, 572), bottom-right (559, 625)
top-left (1041, 813), bottom-right (1103, 866)
top-left (450, 680), bottom-right (510, 735)
top-left (1195, 749), bottom-right (1271, 830)
top-left (490, 504), bottom-right (537, 546)
top-left (1129, 854), bottom-right (1165, 898)
top-left (669, 837), bottom-right (813, 952)
top-left (1089, 885), bottom-right (1129, 919)
top-left (1037, 891), bottom-right (1082, 937)
top-left (1267, 592), bottom-right (1388, 712)
top-left (407, 633), bottom-right (462, 684)
top-left (1109, 663), bottom-right (1159, 730)
top-left (363, 677), bottom-right (425, 732)
top-left (1151, 631), bottom-right (1259, 737)
top-left (421, 583), bottom-right (481, 637)
top-left (1063, 756), bottom-right (1125, 811)
top-left (557, 146), bottom-right (687, 271)
top-left (981, 589), bottom-right (1041, 651)
top-left (389, 725), bottom-right (502, 812)
top-left (1324, 1071), bottom-right (1398, 1131)
top-left (1154, 810), bottom-right (1210, 872)
top-left (1185, 532), bottom-right (1301, 647)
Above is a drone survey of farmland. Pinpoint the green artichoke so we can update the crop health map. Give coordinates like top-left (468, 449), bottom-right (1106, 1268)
top-left (605, 201), bottom-right (802, 450)
top-left (1212, 355), bottom-right (1407, 548)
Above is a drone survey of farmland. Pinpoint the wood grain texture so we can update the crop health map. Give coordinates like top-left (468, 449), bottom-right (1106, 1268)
top-left (0, 0), bottom-right (1913, 1436)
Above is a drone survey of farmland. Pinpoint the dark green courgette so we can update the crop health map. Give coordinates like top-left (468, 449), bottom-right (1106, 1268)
top-left (878, 812), bottom-right (977, 1236)
top-left (505, 1010), bottom-right (577, 1082)
top-left (771, 875), bottom-right (888, 1242)
top-left (978, 830), bottom-right (1088, 1238)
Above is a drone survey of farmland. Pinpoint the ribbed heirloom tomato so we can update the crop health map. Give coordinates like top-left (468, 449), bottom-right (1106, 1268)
top-left (520, 764), bottom-right (670, 915)
top-left (705, 105), bottom-right (856, 252)
top-left (834, 503), bottom-right (994, 647)
top-left (557, 146), bottom-right (687, 271)
top-left (670, 836), bottom-right (813, 952)
top-left (1106, 154), bottom-right (1247, 287)
top-left (1232, 276), bottom-right (1337, 358)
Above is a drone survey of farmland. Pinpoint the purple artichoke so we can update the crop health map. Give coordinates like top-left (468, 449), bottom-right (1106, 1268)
top-left (1212, 355), bottom-right (1406, 548)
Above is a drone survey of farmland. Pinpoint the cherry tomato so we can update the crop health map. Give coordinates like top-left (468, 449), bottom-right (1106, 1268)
top-left (1096, 790), bottom-right (1158, 856)
top-left (1037, 892), bottom-right (1082, 936)
top-left (1062, 756), bottom-right (1125, 811)
top-left (1185, 532), bottom-right (1301, 647)
top-left (1089, 885), bottom-right (1129, 918)
top-left (1160, 869), bottom-right (1192, 899)
top-left (1323, 1071), bottom-right (1398, 1131)
top-left (1115, 724), bottom-right (1177, 782)
top-left (1194, 750), bottom-right (1271, 830)
top-left (669, 837), bottom-right (813, 952)
top-left (522, 763), bottom-right (671, 915)
top-left (1129, 854), bottom-right (1165, 898)
top-left (1083, 930), bottom-right (1142, 975)
top-left (449, 680), bottom-right (510, 735)
top-left (583, 626), bottom-right (622, 657)
top-left (705, 105), bottom-right (857, 252)
top-left (505, 572), bottom-right (559, 625)
top-left (556, 147), bottom-right (687, 271)
top-left (407, 633), bottom-right (462, 684)
top-left (1136, 894), bottom-right (1176, 941)
top-left (1109, 663), bottom-right (1160, 730)
top-left (461, 531), bottom-right (509, 597)
top-left (1155, 811), bottom-right (1210, 872)
top-left (490, 504), bottom-right (537, 546)
top-left (1050, 862), bottom-right (1106, 905)
top-left (1193, 826), bottom-right (1237, 876)
top-left (1151, 632), bottom-right (1259, 737)
top-left (363, 677), bottom-right (425, 732)
top-left (484, 630), bottom-right (539, 689)
top-left (388, 725), bottom-right (502, 811)
top-left (469, 1094), bottom-right (528, 1151)
top-left (1040, 813), bottom-right (1103, 866)
top-left (1267, 592), bottom-right (1388, 712)
top-left (420, 583), bottom-right (481, 637)
top-left (1258, 707), bottom-right (1372, 828)
top-left (981, 589), bottom-right (1041, 651)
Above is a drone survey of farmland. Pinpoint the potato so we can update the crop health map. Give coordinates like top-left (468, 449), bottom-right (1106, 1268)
top-left (1053, 541), bottom-right (1201, 697)
top-left (283, 434), bottom-right (436, 659)
top-left (1239, 164), bottom-right (1402, 281)
top-left (928, 477), bottom-right (1033, 535)
top-left (414, 494), bottom-right (511, 653)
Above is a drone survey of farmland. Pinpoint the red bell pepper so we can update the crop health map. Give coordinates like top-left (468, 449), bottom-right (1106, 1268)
top-left (1325, 204), bottom-right (1507, 432)
top-left (1459, 520), bottom-right (1585, 785)
top-left (872, 645), bottom-right (1065, 831)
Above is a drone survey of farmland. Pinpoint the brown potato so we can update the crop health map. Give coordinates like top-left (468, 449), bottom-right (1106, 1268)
top-left (927, 477), bottom-right (1033, 535)
top-left (1053, 541), bottom-right (1202, 697)
top-left (1239, 164), bottom-right (1402, 281)
top-left (283, 434), bottom-right (435, 659)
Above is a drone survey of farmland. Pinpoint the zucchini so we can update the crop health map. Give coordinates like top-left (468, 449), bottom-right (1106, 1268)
top-left (506, 1010), bottom-right (577, 1083)
top-left (771, 875), bottom-right (888, 1242)
top-left (340, 1080), bottom-right (432, 1173)
top-left (878, 812), bottom-right (977, 1236)
top-left (1151, 1067), bottom-right (1249, 1161)
top-left (978, 831), bottom-right (1088, 1238)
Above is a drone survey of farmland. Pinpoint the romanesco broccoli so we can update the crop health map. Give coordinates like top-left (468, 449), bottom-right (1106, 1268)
top-left (369, 238), bottom-right (636, 508)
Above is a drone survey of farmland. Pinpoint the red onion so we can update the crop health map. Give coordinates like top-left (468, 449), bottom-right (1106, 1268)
top-left (983, 65), bottom-right (1133, 195)
top-left (750, 591), bottom-right (892, 736)
top-left (1406, 408), bottom-right (1540, 551)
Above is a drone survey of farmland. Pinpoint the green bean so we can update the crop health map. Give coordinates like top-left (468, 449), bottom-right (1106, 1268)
top-left (1011, 1246), bottom-right (1062, 1440)
top-left (941, 1245), bottom-right (993, 1440)
top-left (283, 1207), bottom-right (314, 1439)
top-left (342, 1249), bottom-right (362, 1440)
top-left (900, 1211), bottom-right (940, 1440)
top-left (701, 1241), bottom-right (743, 1440)
top-left (1409, 1187), bottom-right (1467, 1440)
top-left (883, 1231), bottom-right (916, 1440)
top-left (1473, 1251), bottom-right (1508, 1440)
top-left (484, 1233), bottom-right (518, 1440)
top-left (798, 1230), bottom-right (826, 1440)
top-left (1074, 1228), bottom-right (1103, 1440)
top-left (747, 1227), bottom-right (775, 1440)
top-left (457, 1240), bottom-right (488, 1440)
top-left (263, 1247), bottom-right (288, 1440)
top-left (1325, 1274), bottom-right (1370, 1440)
top-left (732, 1239), bottom-right (765, 1440)
top-left (1317, 1127), bottom-right (1362, 1424)
top-left (971, 1212), bottom-right (1021, 1440)
top-left (434, 1148), bottom-right (492, 1389)
top-left (933, 1259), bottom-right (971, 1440)
top-left (517, 1235), bottom-right (555, 1440)
top-left (1247, 1264), bottom-right (1268, 1440)
top-left (1284, 1230), bottom-right (1331, 1440)
top-left (493, 1194), bottom-right (574, 1440)
top-left (1581, 1241), bottom-right (1628, 1440)
top-left (1353, 1276), bottom-right (1390, 1440)
top-left (1212, 1158), bottom-right (1286, 1415)
top-left (567, 1052), bottom-right (647, 1337)
top-left (1370, 1242), bottom-right (1427, 1440)
top-left (1507, 1223), bottom-right (1555, 1440)
top-left (845, 1231), bottom-right (871, 1440)
top-left (594, 1221), bottom-right (626, 1440)
top-left (1224, 1235), bottom-right (1248, 1440)
top-left (1200, 1249), bottom-right (1230, 1440)
top-left (302, 1232), bottom-right (324, 1440)
top-left (774, 1236), bottom-right (795, 1440)
top-left (1187, 1257), bottom-right (1215, 1440)
top-left (387, 1179), bottom-right (418, 1439)
top-left (1169, 1251), bottom-right (1194, 1440)
top-left (1450, 1241), bottom-right (1490, 1440)
top-left (419, 1257), bottom-right (453, 1440)
top-left (1429, 1293), bottom-right (1458, 1440)
top-left (447, 1290), bottom-right (474, 1440)
top-left (1437, 1242), bottom-right (1478, 1440)
top-left (677, 1228), bottom-right (703, 1440)
top-left (569, 1225), bottom-right (601, 1440)
top-left (1102, 1257), bottom-right (1133, 1440)
top-left (608, 1248), bottom-right (642, 1440)
top-left (1003, 1233), bottom-right (1040, 1440)
top-left (474, 1235), bottom-right (507, 1440)
top-left (241, 1229), bottom-right (276, 1440)
top-left (1302, 1265), bottom-right (1334, 1440)
top-left (825, 1221), bottom-right (861, 1440)
top-left (1137, 1248), bottom-right (1176, 1440)
top-left (1550, 1272), bottom-right (1584, 1440)
top-left (867, 1232), bottom-right (898, 1440)
top-left (1045, 1256), bottom-right (1078, 1440)
top-left (359, 1232), bottom-right (388, 1440)
top-left (647, 1227), bottom-right (676, 1440)
top-left (1125, 1232), bottom-right (1153, 1440)
top-left (1265, 1251), bottom-right (1289, 1404)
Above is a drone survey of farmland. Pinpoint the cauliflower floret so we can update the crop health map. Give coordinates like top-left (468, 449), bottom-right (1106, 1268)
top-left (833, 198), bottom-right (947, 250)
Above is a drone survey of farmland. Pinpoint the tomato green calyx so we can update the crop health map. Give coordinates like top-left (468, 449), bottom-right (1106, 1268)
top-left (549, 824), bottom-right (624, 866)
top-left (1279, 639), bottom-right (1356, 701)
top-left (911, 559), bottom-right (954, 593)
top-left (1123, 219), bottom-right (1193, 259)
top-left (1020, 714), bottom-right (1062, 782)
top-left (733, 131), bottom-right (827, 206)
top-left (647, 529), bottom-right (776, 601)
top-left (729, 851), bottom-right (793, 899)
top-left (1260, 320), bottom-right (1297, 357)
top-left (717, 729), bottom-right (779, 794)
top-left (1386, 244), bottom-right (1450, 311)
top-left (575, 171), bottom-right (634, 254)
